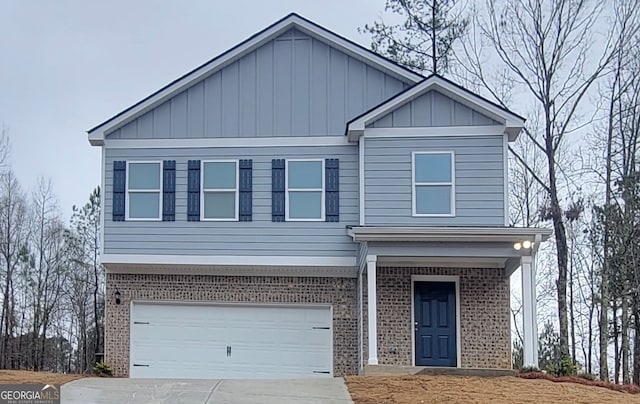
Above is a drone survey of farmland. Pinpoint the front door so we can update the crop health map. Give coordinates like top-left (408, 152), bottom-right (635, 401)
top-left (414, 281), bottom-right (457, 367)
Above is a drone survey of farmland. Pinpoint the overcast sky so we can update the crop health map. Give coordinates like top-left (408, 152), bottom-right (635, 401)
top-left (0, 0), bottom-right (387, 218)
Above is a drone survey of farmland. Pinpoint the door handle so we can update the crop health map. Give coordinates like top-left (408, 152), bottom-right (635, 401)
top-left (227, 346), bottom-right (231, 357)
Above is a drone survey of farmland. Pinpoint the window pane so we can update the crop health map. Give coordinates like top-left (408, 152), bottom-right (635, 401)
top-left (128, 163), bottom-right (160, 189)
top-left (129, 192), bottom-right (160, 218)
top-left (203, 162), bottom-right (237, 189)
top-left (204, 191), bottom-right (236, 219)
top-left (416, 185), bottom-right (452, 215)
top-left (288, 161), bottom-right (322, 189)
top-left (289, 191), bottom-right (322, 219)
top-left (415, 154), bottom-right (452, 183)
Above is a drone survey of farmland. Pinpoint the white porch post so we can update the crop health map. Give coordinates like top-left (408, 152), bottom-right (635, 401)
top-left (521, 255), bottom-right (538, 367)
top-left (366, 254), bottom-right (378, 365)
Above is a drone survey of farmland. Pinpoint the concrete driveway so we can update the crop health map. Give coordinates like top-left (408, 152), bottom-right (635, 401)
top-left (61, 378), bottom-right (354, 404)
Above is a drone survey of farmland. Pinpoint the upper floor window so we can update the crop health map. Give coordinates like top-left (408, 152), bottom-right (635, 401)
top-left (412, 152), bottom-right (455, 216)
top-left (202, 160), bottom-right (238, 220)
top-left (127, 162), bottom-right (162, 220)
top-left (286, 160), bottom-right (324, 221)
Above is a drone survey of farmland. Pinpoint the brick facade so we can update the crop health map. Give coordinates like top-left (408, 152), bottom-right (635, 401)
top-left (105, 273), bottom-right (358, 376)
top-left (106, 266), bottom-right (510, 378)
top-left (364, 267), bottom-right (512, 369)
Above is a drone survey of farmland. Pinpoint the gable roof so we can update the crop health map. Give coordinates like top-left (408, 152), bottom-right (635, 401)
top-left (346, 74), bottom-right (526, 141)
top-left (87, 13), bottom-right (424, 146)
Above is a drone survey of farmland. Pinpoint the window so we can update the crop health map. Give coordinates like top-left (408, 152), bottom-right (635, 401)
top-left (286, 160), bottom-right (324, 220)
top-left (201, 161), bottom-right (238, 220)
top-left (412, 152), bottom-right (455, 216)
top-left (127, 162), bottom-right (162, 220)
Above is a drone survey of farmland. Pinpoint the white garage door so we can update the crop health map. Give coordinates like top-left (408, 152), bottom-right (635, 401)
top-left (130, 302), bottom-right (333, 379)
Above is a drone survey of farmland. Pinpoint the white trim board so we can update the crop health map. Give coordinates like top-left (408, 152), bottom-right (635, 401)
top-left (106, 263), bottom-right (358, 278)
top-left (411, 275), bottom-right (462, 368)
top-left (88, 13), bottom-right (422, 146)
top-left (358, 136), bottom-right (365, 226)
top-left (101, 254), bottom-right (357, 268)
top-left (100, 147), bottom-right (105, 256)
top-left (103, 136), bottom-right (352, 149)
top-left (347, 76), bottom-right (525, 142)
top-left (348, 226), bottom-right (553, 243)
top-left (364, 126), bottom-right (506, 138)
top-left (503, 133), bottom-right (510, 226)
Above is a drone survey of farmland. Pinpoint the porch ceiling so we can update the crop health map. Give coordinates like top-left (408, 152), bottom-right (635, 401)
top-left (376, 256), bottom-right (508, 268)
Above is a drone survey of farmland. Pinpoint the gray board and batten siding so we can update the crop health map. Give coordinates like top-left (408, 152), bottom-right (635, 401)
top-left (103, 145), bottom-right (358, 257)
top-left (105, 28), bottom-right (410, 140)
top-left (364, 135), bottom-right (505, 227)
top-left (368, 90), bottom-right (502, 128)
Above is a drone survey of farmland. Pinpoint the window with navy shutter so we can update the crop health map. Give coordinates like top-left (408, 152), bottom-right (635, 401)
top-left (112, 161), bottom-right (126, 221)
top-left (162, 160), bottom-right (176, 221)
top-left (239, 159), bottom-right (253, 221)
top-left (272, 159), bottom-right (285, 222)
top-left (187, 160), bottom-right (201, 221)
top-left (127, 162), bottom-right (162, 220)
top-left (325, 158), bottom-right (339, 222)
top-left (286, 160), bottom-right (324, 220)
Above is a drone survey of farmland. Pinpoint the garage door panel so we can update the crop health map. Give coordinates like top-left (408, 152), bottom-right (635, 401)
top-left (130, 303), bottom-right (333, 379)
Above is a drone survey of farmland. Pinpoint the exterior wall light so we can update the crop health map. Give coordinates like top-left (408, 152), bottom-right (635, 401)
top-left (514, 240), bottom-right (533, 251)
top-left (115, 289), bottom-right (121, 305)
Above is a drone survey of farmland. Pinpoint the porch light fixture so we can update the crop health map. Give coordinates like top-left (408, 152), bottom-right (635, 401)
top-left (114, 289), bottom-right (121, 305)
top-left (514, 240), bottom-right (534, 251)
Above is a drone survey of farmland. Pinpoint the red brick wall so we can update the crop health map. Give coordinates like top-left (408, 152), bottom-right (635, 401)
top-left (105, 273), bottom-right (358, 376)
top-left (363, 267), bottom-right (511, 369)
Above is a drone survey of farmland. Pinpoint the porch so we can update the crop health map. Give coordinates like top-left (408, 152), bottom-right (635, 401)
top-left (349, 226), bottom-right (552, 374)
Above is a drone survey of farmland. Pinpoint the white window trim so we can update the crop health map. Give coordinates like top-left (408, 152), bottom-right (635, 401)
top-left (285, 159), bottom-right (325, 222)
top-left (200, 159), bottom-right (240, 222)
top-left (125, 161), bottom-right (163, 221)
top-left (411, 151), bottom-right (456, 217)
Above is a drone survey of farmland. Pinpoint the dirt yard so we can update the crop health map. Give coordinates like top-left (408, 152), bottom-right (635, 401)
top-left (345, 375), bottom-right (640, 404)
top-left (0, 370), bottom-right (87, 385)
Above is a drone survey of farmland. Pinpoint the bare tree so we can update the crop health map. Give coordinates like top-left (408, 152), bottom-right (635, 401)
top-left (458, 0), bottom-right (636, 362)
top-left (27, 178), bottom-right (67, 371)
top-left (0, 171), bottom-right (28, 368)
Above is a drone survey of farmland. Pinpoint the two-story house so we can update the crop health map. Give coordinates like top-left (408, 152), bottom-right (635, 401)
top-left (88, 13), bottom-right (551, 379)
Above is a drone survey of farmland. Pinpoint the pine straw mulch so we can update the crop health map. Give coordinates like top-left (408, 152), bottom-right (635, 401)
top-left (0, 370), bottom-right (90, 385)
top-left (518, 371), bottom-right (640, 394)
top-left (345, 374), bottom-right (640, 404)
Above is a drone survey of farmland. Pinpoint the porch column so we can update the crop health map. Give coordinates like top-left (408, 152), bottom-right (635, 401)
top-left (521, 255), bottom-right (538, 367)
top-left (366, 254), bottom-right (378, 365)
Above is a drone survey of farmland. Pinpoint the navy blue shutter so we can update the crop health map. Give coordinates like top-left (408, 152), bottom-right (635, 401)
top-left (187, 160), bottom-right (201, 221)
top-left (272, 159), bottom-right (285, 222)
top-left (239, 159), bottom-right (252, 221)
top-left (162, 160), bottom-right (176, 221)
top-left (112, 161), bottom-right (126, 221)
top-left (325, 159), bottom-right (339, 222)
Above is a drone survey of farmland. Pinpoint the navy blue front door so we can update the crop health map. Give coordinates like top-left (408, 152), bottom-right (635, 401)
top-left (414, 281), bottom-right (457, 367)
